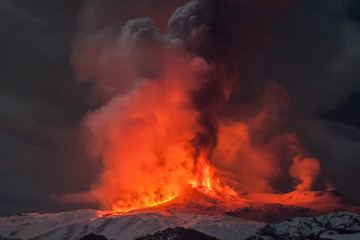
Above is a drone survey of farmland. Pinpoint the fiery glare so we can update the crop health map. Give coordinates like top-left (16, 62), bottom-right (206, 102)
top-left (71, 0), bottom-right (326, 214)
top-left (192, 153), bottom-right (216, 191)
top-left (86, 52), bottom-right (208, 212)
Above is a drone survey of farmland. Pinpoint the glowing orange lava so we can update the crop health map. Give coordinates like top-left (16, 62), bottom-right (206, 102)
top-left (112, 195), bottom-right (178, 213)
top-left (108, 152), bottom-right (237, 213)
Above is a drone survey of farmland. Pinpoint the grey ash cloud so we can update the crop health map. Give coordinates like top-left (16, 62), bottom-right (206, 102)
top-left (268, 0), bottom-right (360, 201)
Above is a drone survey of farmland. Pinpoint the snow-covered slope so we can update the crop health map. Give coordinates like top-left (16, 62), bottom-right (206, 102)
top-left (0, 210), bottom-right (100, 239)
top-left (248, 211), bottom-right (360, 240)
top-left (134, 227), bottom-right (218, 240)
top-left (1, 209), bottom-right (360, 240)
top-left (0, 210), bottom-right (263, 240)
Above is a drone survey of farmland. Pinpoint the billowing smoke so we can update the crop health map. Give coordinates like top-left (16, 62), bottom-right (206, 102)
top-left (71, 0), bottom-right (322, 211)
top-left (289, 156), bottom-right (321, 191)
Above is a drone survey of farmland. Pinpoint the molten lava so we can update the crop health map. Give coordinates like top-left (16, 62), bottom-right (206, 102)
top-left (109, 152), bottom-right (237, 213)
top-left (189, 153), bottom-right (220, 194)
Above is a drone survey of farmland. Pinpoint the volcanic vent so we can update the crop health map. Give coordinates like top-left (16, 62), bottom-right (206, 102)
top-left (64, 0), bottom-right (360, 221)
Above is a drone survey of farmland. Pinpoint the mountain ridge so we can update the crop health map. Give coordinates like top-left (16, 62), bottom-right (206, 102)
top-left (1, 190), bottom-right (360, 240)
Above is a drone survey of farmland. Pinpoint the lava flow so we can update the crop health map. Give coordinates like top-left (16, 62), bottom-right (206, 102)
top-left (110, 152), bottom-right (237, 213)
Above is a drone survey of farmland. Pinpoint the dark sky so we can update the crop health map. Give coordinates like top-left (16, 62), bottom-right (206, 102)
top-left (269, 0), bottom-right (360, 200)
top-left (0, 0), bottom-right (97, 215)
top-left (0, 0), bottom-right (359, 216)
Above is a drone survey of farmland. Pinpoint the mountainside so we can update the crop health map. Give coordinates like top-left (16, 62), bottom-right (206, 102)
top-left (1, 190), bottom-right (360, 240)
top-left (134, 227), bottom-right (218, 240)
top-left (0, 210), bottom-right (263, 240)
top-left (145, 190), bottom-right (360, 223)
top-left (248, 211), bottom-right (360, 240)
top-left (1, 210), bottom-right (360, 240)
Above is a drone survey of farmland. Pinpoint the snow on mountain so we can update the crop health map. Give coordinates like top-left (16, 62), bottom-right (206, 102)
top-left (134, 227), bottom-right (218, 240)
top-left (1, 204), bottom-right (360, 240)
top-left (0, 210), bottom-right (100, 239)
top-left (0, 210), bottom-right (264, 240)
top-left (248, 211), bottom-right (360, 240)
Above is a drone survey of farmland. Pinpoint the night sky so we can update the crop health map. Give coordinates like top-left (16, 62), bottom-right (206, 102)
top-left (1, 0), bottom-right (360, 216)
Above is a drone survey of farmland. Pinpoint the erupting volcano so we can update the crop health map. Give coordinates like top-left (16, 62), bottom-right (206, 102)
top-left (3, 0), bottom-right (360, 240)
top-left (2, 0), bottom-right (360, 240)
top-left (65, 0), bottom-right (360, 223)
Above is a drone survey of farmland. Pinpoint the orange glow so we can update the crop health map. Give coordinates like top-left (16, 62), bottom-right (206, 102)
top-left (290, 155), bottom-right (321, 191)
top-left (65, 0), bottom-right (360, 221)
top-left (242, 190), bottom-right (350, 212)
top-left (84, 51), bottom-right (226, 213)
top-left (112, 194), bottom-right (178, 213)
top-left (82, 62), bottom-right (324, 213)
top-left (74, 14), bottom-right (325, 214)
top-left (189, 152), bottom-right (237, 198)
top-left (192, 153), bottom-right (216, 191)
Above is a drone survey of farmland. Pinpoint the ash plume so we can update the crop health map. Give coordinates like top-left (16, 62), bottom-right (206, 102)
top-left (69, 0), bottom-right (326, 210)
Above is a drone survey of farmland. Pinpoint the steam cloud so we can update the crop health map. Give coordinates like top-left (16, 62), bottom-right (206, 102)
top-left (71, 0), bottom-right (323, 210)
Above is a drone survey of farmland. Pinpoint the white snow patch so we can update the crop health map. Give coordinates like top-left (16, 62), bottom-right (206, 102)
top-left (0, 210), bottom-right (264, 240)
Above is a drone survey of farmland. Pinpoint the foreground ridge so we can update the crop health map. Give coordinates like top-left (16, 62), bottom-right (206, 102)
top-left (248, 211), bottom-right (360, 240)
top-left (1, 209), bottom-right (360, 240)
top-left (134, 227), bottom-right (218, 240)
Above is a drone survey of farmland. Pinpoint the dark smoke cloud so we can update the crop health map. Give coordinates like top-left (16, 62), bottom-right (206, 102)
top-left (168, 0), bottom-right (291, 156)
top-left (1, 0), bottom-right (360, 216)
top-left (267, 0), bottom-right (360, 201)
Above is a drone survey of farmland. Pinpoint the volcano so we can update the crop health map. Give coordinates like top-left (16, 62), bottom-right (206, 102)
top-left (66, 0), bottom-right (332, 216)
top-left (2, 0), bottom-right (359, 239)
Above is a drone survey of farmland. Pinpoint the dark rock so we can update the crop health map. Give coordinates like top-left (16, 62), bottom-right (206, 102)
top-left (79, 233), bottom-right (108, 240)
top-left (247, 212), bottom-right (360, 240)
top-left (224, 203), bottom-right (317, 223)
top-left (134, 227), bottom-right (218, 240)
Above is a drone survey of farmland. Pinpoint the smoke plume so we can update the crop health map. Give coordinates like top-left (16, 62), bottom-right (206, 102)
top-left (71, 0), bottom-right (322, 211)
top-left (289, 155), bottom-right (321, 191)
